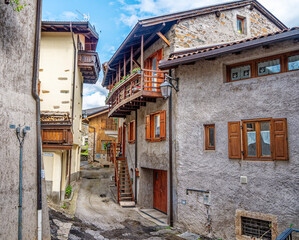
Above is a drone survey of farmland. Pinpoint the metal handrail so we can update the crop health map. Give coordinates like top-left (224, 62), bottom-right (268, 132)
top-left (276, 228), bottom-right (299, 240)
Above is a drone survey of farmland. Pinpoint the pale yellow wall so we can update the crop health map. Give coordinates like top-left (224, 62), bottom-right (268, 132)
top-left (43, 152), bottom-right (54, 182)
top-left (61, 151), bottom-right (68, 191)
top-left (39, 32), bottom-right (74, 113)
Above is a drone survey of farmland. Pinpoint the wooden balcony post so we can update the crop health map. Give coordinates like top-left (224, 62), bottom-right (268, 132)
top-left (118, 61), bottom-right (121, 82)
top-left (130, 46), bottom-right (133, 74)
top-left (141, 35), bottom-right (144, 90)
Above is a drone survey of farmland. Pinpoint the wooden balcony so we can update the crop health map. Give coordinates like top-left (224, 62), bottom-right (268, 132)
top-left (78, 50), bottom-right (101, 84)
top-left (41, 121), bottom-right (73, 150)
top-left (105, 69), bottom-right (167, 117)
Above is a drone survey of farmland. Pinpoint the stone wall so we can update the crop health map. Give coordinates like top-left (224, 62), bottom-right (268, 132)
top-left (0, 1), bottom-right (50, 239)
top-left (171, 5), bottom-right (280, 52)
top-left (173, 40), bottom-right (299, 239)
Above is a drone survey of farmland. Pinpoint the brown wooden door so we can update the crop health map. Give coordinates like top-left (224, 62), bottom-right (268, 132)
top-left (153, 170), bottom-right (167, 213)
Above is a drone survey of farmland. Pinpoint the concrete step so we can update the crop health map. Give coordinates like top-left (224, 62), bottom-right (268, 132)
top-left (119, 201), bottom-right (135, 208)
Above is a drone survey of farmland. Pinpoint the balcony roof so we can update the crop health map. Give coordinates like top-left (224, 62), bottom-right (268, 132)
top-left (102, 0), bottom-right (286, 87)
top-left (42, 21), bottom-right (99, 51)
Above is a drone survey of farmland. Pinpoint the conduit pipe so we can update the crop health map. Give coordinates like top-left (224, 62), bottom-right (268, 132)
top-left (134, 110), bottom-right (138, 203)
top-left (32, 0), bottom-right (43, 239)
top-left (168, 70), bottom-right (173, 227)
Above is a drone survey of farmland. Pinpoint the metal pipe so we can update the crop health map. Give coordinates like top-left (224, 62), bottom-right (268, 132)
top-left (168, 70), bottom-right (173, 227)
top-left (32, 0), bottom-right (43, 239)
top-left (89, 125), bottom-right (96, 162)
top-left (70, 23), bottom-right (76, 125)
top-left (134, 110), bottom-right (138, 203)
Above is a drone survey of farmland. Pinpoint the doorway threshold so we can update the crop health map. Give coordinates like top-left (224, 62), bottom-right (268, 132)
top-left (138, 208), bottom-right (168, 226)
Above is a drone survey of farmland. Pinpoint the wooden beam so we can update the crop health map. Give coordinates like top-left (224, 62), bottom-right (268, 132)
top-left (157, 32), bottom-right (170, 47)
top-left (130, 46), bottom-right (133, 74)
top-left (124, 54), bottom-right (126, 77)
top-left (118, 61), bottom-right (121, 82)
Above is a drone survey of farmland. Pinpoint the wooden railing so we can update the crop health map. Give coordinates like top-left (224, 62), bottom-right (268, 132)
top-left (78, 50), bottom-right (101, 83)
top-left (105, 119), bottom-right (118, 131)
top-left (105, 69), bottom-right (168, 112)
top-left (107, 143), bottom-right (120, 202)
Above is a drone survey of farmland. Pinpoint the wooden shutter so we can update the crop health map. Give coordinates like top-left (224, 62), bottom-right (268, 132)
top-left (128, 122), bottom-right (131, 142)
top-left (160, 110), bottom-right (166, 140)
top-left (272, 118), bottom-right (288, 160)
top-left (133, 120), bottom-right (135, 142)
top-left (145, 115), bottom-right (151, 141)
top-left (228, 121), bottom-right (242, 159)
top-left (118, 127), bottom-right (122, 144)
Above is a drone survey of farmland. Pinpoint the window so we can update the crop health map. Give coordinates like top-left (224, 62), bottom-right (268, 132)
top-left (228, 118), bottom-right (288, 161)
top-left (128, 120), bottom-right (135, 144)
top-left (242, 217), bottom-right (272, 239)
top-left (145, 110), bottom-right (166, 142)
top-left (204, 124), bottom-right (215, 150)
top-left (227, 51), bottom-right (299, 82)
top-left (237, 17), bottom-right (244, 34)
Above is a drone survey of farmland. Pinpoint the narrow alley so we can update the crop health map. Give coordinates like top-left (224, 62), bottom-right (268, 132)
top-left (49, 165), bottom-right (208, 240)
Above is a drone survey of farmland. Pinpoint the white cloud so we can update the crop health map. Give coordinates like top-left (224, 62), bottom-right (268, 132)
top-left (60, 11), bottom-right (78, 21)
top-left (83, 91), bottom-right (107, 109)
top-left (120, 13), bottom-right (140, 27)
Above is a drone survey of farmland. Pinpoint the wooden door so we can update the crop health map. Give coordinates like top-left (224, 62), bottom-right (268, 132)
top-left (153, 170), bottom-right (167, 213)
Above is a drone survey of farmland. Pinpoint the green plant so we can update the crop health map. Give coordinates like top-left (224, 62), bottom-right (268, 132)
top-left (61, 203), bottom-right (67, 209)
top-left (103, 141), bottom-right (111, 151)
top-left (10, 0), bottom-right (27, 12)
top-left (65, 185), bottom-right (72, 198)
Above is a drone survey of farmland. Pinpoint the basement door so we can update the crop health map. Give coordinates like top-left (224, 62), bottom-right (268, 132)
top-left (153, 170), bottom-right (167, 214)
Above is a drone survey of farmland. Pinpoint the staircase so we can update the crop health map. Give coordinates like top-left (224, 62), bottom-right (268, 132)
top-left (107, 143), bottom-right (135, 207)
top-left (116, 156), bottom-right (135, 206)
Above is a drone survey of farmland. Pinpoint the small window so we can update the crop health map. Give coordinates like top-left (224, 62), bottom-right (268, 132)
top-left (241, 217), bottom-right (272, 239)
top-left (145, 111), bottom-right (166, 142)
top-left (288, 54), bottom-right (299, 71)
top-left (257, 58), bottom-right (281, 76)
top-left (237, 17), bottom-right (244, 34)
top-left (128, 120), bottom-right (135, 144)
top-left (204, 124), bottom-right (215, 150)
top-left (230, 64), bottom-right (251, 81)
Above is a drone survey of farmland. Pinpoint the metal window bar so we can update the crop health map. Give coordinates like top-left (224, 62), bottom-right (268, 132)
top-left (241, 217), bottom-right (272, 239)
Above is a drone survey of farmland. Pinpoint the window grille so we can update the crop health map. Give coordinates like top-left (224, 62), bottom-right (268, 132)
top-left (241, 216), bottom-right (272, 239)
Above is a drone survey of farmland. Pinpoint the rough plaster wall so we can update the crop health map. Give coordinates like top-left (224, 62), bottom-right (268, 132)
top-left (174, 41), bottom-right (299, 239)
top-left (172, 6), bottom-right (280, 51)
top-left (0, 1), bottom-right (50, 239)
top-left (88, 131), bottom-right (96, 163)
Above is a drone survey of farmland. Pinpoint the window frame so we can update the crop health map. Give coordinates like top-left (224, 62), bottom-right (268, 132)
top-left (242, 118), bottom-right (272, 161)
top-left (145, 110), bottom-right (166, 142)
top-left (226, 50), bottom-right (299, 82)
top-left (237, 16), bottom-right (245, 34)
top-left (204, 124), bottom-right (215, 150)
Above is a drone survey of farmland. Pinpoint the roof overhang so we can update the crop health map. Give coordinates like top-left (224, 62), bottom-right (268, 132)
top-left (159, 28), bottom-right (299, 69)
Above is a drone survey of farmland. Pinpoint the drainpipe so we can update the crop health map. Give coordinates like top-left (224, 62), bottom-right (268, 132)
top-left (70, 23), bottom-right (76, 125)
top-left (68, 150), bottom-right (72, 184)
top-left (32, 0), bottom-right (43, 239)
top-left (134, 110), bottom-right (138, 203)
top-left (89, 125), bottom-right (96, 162)
top-left (168, 70), bottom-right (174, 227)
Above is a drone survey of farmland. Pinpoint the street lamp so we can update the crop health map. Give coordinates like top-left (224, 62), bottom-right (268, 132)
top-left (160, 74), bottom-right (179, 99)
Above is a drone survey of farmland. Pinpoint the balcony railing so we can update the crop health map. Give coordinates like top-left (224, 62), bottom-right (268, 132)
top-left (78, 50), bottom-right (101, 84)
top-left (41, 121), bottom-right (73, 150)
top-left (105, 69), bottom-right (168, 117)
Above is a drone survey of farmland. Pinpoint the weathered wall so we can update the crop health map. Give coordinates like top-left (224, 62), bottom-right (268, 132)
top-left (173, 40), bottom-right (299, 239)
top-left (0, 1), bottom-right (50, 239)
top-left (170, 5), bottom-right (280, 52)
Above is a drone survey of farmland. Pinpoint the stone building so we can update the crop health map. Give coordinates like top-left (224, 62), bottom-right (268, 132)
top-left (39, 21), bottom-right (101, 202)
top-left (83, 106), bottom-right (118, 165)
top-left (102, 0), bottom-right (298, 239)
top-left (0, 1), bottom-right (50, 239)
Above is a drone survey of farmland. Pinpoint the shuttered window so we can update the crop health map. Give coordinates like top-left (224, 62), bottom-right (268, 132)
top-left (128, 120), bottom-right (135, 144)
top-left (204, 124), bottom-right (215, 150)
top-left (228, 118), bottom-right (288, 161)
top-left (145, 110), bottom-right (166, 142)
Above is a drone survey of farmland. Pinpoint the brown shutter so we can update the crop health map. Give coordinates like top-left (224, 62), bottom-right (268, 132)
top-left (128, 122), bottom-right (131, 142)
top-left (272, 118), bottom-right (288, 160)
top-left (160, 110), bottom-right (166, 140)
top-left (133, 120), bottom-right (135, 142)
top-left (228, 121), bottom-right (242, 159)
top-left (145, 115), bottom-right (151, 141)
top-left (118, 126), bottom-right (122, 144)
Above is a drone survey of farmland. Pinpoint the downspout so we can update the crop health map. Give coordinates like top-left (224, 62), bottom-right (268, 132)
top-left (89, 125), bottom-right (96, 162)
top-left (168, 70), bottom-right (174, 227)
top-left (32, 0), bottom-right (43, 239)
top-left (134, 110), bottom-right (138, 203)
top-left (70, 23), bottom-right (76, 184)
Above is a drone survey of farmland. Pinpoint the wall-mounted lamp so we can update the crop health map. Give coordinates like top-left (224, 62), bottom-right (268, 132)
top-left (160, 74), bottom-right (179, 99)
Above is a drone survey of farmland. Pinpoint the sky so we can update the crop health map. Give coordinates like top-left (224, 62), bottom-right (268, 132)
top-left (42, 0), bottom-right (299, 110)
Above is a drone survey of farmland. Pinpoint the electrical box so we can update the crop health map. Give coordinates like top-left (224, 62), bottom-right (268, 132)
top-left (203, 192), bottom-right (211, 205)
top-left (181, 200), bottom-right (186, 205)
top-left (135, 168), bottom-right (140, 177)
top-left (240, 176), bottom-right (248, 184)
